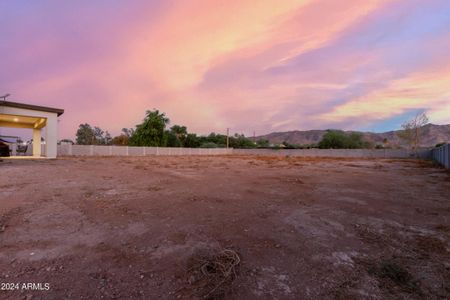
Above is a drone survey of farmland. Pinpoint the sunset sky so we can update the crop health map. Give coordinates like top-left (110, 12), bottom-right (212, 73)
top-left (1, 0), bottom-right (450, 140)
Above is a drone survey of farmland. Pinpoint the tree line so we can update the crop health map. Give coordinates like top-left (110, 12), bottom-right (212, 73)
top-left (72, 110), bottom-right (430, 150)
top-left (74, 110), bottom-right (259, 148)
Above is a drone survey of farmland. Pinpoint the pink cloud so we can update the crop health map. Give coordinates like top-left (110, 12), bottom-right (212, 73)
top-left (1, 0), bottom-right (450, 140)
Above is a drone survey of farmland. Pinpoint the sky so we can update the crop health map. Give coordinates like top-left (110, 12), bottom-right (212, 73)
top-left (1, 0), bottom-right (450, 140)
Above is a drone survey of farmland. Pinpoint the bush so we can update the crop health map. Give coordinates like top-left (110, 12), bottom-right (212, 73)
top-left (318, 130), bottom-right (368, 149)
top-left (184, 134), bottom-right (201, 148)
top-left (200, 142), bottom-right (218, 148)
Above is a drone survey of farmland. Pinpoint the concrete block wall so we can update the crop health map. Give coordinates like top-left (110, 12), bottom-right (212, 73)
top-left (56, 144), bottom-right (434, 159)
top-left (232, 148), bottom-right (429, 158)
top-left (431, 144), bottom-right (449, 170)
top-left (24, 144), bottom-right (46, 156)
top-left (57, 144), bottom-right (233, 156)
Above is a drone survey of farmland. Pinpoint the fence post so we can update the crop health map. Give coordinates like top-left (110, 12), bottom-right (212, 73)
top-left (446, 144), bottom-right (449, 169)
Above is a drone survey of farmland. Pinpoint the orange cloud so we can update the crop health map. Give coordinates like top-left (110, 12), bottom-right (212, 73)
top-left (130, 0), bottom-right (390, 90)
top-left (130, 0), bottom-right (311, 90)
top-left (318, 65), bottom-right (450, 125)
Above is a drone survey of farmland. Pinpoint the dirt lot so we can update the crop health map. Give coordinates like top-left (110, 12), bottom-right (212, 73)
top-left (0, 156), bottom-right (449, 299)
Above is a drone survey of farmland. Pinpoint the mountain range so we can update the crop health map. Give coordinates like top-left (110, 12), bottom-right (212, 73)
top-left (256, 124), bottom-right (450, 148)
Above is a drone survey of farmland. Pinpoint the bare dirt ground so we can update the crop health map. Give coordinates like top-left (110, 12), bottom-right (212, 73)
top-left (0, 156), bottom-right (449, 299)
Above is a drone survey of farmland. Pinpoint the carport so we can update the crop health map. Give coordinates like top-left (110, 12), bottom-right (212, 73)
top-left (0, 100), bottom-right (64, 158)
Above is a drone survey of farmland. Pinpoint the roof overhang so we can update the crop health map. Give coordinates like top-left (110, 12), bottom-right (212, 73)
top-left (0, 100), bottom-right (64, 116)
top-left (0, 113), bottom-right (47, 129)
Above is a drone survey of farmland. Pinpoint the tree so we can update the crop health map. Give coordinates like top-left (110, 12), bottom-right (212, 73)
top-left (111, 128), bottom-right (134, 146)
top-left (184, 133), bottom-right (201, 148)
top-left (75, 124), bottom-right (111, 145)
top-left (169, 125), bottom-right (188, 147)
top-left (129, 110), bottom-right (170, 146)
top-left (200, 133), bottom-right (227, 147)
top-left (104, 131), bottom-right (112, 145)
top-left (397, 112), bottom-right (429, 154)
top-left (112, 134), bottom-right (129, 146)
top-left (318, 130), bottom-right (367, 149)
top-left (347, 132), bottom-right (366, 148)
top-left (229, 134), bottom-right (256, 149)
top-left (256, 139), bottom-right (270, 148)
top-left (319, 130), bottom-right (347, 149)
top-left (76, 123), bottom-right (95, 145)
top-left (170, 125), bottom-right (187, 138)
top-left (92, 126), bottom-right (105, 145)
top-left (121, 128), bottom-right (134, 138)
top-left (166, 131), bottom-right (182, 147)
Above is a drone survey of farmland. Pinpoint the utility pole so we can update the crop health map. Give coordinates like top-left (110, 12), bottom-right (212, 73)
top-left (226, 128), bottom-right (230, 149)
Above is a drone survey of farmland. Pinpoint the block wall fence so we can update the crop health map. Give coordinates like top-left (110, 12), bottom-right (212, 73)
top-left (57, 144), bottom-right (233, 156)
top-left (55, 144), bottom-right (433, 159)
top-left (431, 143), bottom-right (450, 170)
top-left (232, 148), bottom-right (431, 158)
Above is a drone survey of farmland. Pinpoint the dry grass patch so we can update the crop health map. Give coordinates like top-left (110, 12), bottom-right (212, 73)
top-left (178, 248), bottom-right (241, 299)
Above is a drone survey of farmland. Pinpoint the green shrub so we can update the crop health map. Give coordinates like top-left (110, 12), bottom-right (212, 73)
top-left (200, 142), bottom-right (218, 148)
top-left (318, 130), bottom-right (369, 149)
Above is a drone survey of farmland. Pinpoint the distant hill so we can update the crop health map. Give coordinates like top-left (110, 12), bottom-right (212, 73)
top-left (256, 124), bottom-right (450, 148)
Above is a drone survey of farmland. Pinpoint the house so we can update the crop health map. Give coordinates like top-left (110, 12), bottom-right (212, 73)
top-left (0, 100), bottom-right (64, 158)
